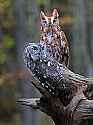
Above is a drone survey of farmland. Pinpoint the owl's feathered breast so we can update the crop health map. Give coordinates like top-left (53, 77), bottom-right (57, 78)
top-left (40, 27), bottom-right (69, 66)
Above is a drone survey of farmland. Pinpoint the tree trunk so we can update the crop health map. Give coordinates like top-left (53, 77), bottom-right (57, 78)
top-left (69, 0), bottom-right (89, 75)
top-left (13, 0), bottom-right (40, 125)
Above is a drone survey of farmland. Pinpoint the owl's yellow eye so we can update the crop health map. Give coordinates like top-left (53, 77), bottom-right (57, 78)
top-left (33, 46), bottom-right (38, 51)
top-left (53, 19), bottom-right (56, 23)
top-left (43, 20), bottom-right (47, 24)
top-left (42, 20), bottom-right (48, 26)
top-left (53, 16), bottom-right (57, 23)
top-left (54, 16), bottom-right (57, 20)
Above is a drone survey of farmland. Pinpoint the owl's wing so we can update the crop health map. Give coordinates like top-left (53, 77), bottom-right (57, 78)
top-left (60, 31), bottom-right (69, 67)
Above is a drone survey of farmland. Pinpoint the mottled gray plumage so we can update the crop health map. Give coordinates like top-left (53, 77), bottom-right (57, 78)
top-left (24, 43), bottom-right (73, 106)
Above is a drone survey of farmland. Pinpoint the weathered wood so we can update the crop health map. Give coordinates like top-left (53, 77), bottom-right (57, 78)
top-left (18, 43), bottom-right (93, 125)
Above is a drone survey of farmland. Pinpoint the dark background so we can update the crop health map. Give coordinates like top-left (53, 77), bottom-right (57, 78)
top-left (0, 0), bottom-right (93, 125)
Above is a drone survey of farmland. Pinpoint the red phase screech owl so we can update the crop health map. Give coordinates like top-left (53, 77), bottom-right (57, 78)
top-left (40, 9), bottom-right (69, 67)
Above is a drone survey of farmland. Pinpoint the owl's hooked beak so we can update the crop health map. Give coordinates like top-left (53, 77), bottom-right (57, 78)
top-left (48, 22), bottom-right (52, 27)
top-left (45, 20), bottom-right (52, 28)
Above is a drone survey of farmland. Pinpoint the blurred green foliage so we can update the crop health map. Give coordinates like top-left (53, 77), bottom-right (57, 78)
top-left (0, 0), bottom-right (15, 29)
top-left (0, 0), bottom-right (16, 124)
top-left (0, 0), bottom-right (93, 125)
top-left (2, 35), bottom-right (15, 48)
top-left (0, 0), bottom-right (15, 63)
top-left (37, 0), bottom-right (45, 5)
top-left (0, 50), bottom-right (6, 64)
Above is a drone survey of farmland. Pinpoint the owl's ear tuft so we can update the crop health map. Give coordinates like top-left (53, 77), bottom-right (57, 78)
top-left (52, 9), bottom-right (59, 18)
top-left (40, 11), bottom-right (46, 20)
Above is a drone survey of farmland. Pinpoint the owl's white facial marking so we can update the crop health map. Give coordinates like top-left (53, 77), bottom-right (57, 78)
top-left (48, 61), bottom-right (51, 66)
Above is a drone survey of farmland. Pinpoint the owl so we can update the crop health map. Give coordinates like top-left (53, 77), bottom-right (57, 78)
top-left (24, 43), bottom-right (72, 106)
top-left (40, 9), bottom-right (69, 67)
